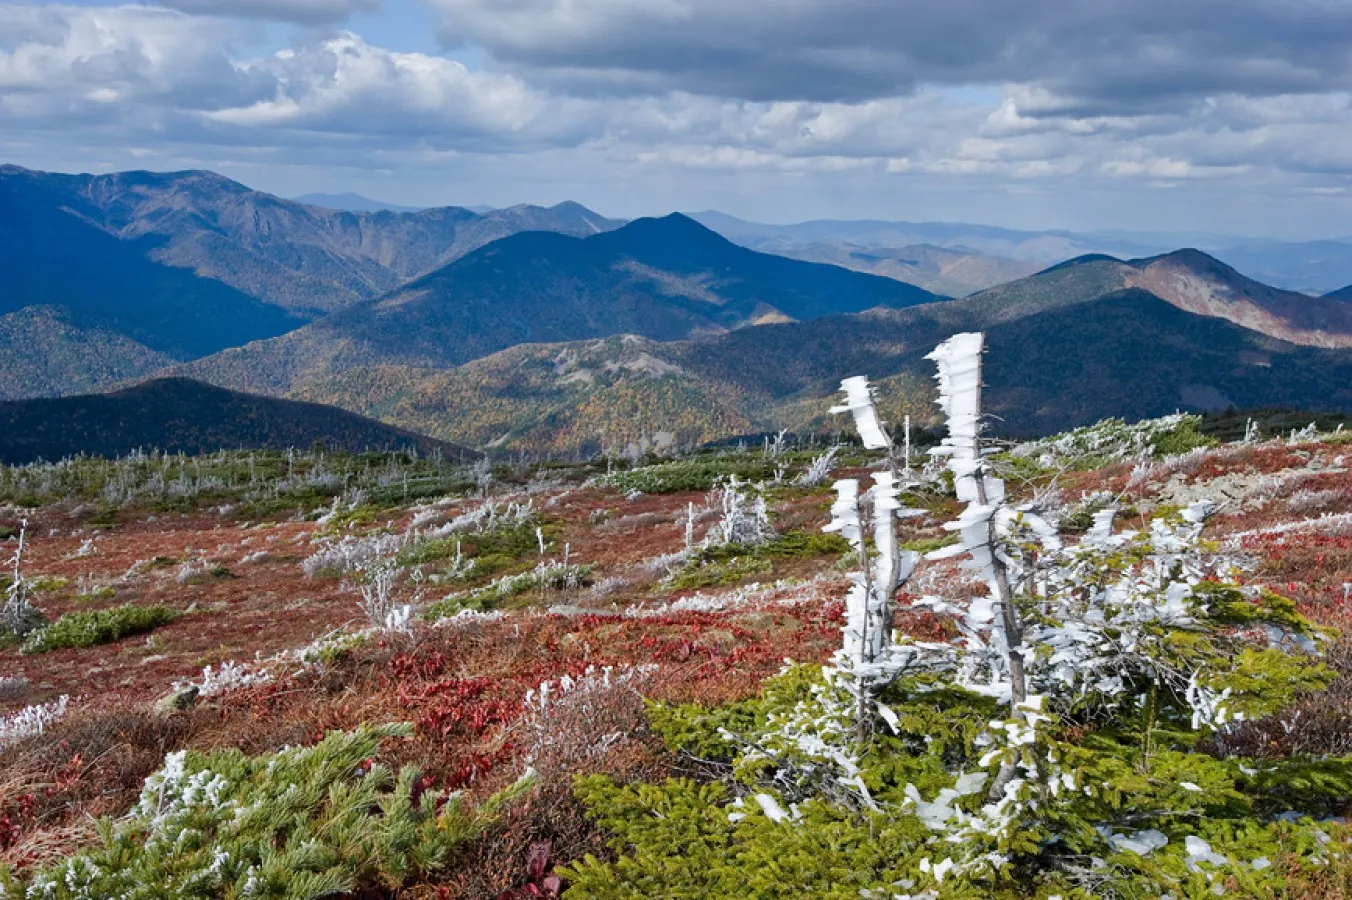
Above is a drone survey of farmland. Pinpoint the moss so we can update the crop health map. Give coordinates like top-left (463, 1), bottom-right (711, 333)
top-left (22, 604), bottom-right (180, 653)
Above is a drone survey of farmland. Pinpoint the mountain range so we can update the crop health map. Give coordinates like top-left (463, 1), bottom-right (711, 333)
top-left (6, 163), bottom-right (1352, 457)
top-left (284, 252), bottom-right (1352, 453)
top-left (691, 211), bottom-right (1352, 297)
top-left (0, 164), bottom-right (623, 316)
top-left (0, 379), bottom-right (473, 465)
top-left (175, 213), bottom-right (941, 396)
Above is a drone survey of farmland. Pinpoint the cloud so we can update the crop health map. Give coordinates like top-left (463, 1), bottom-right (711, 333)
top-left (425, 0), bottom-right (1352, 107)
top-left (159, 0), bottom-right (379, 24)
top-left (4, 1), bottom-right (1352, 237)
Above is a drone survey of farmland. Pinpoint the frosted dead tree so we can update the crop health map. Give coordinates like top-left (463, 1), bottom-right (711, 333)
top-left (823, 377), bottom-right (923, 740)
top-left (830, 376), bottom-right (891, 454)
top-left (704, 476), bottom-right (776, 547)
top-left (2, 520), bottom-right (43, 638)
top-left (923, 332), bottom-right (1057, 800)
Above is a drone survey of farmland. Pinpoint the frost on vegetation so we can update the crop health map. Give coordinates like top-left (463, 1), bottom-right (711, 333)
top-left (830, 376), bottom-right (891, 450)
top-left (623, 576), bottom-right (817, 618)
top-left (177, 660), bottom-right (274, 699)
top-left (301, 531), bottom-right (403, 578)
top-left (1015, 413), bottom-right (1209, 468)
top-left (1285, 488), bottom-right (1343, 514)
top-left (1, 724), bottom-right (535, 899)
top-left (586, 575), bottom-right (629, 600)
top-left (568, 333), bottom-right (1352, 900)
top-left (174, 555), bottom-right (217, 584)
top-left (348, 558), bottom-right (423, 634)
top-left (425, 499), bottom-right (536, 539)
top-left (703, 476), bottom-right (776, 548)
top-left (522, 664), bottom-right (656, 769)
top-left (2, 520), bottom-right (42, 639)
top-left (1288, 422), bottom-right (1320, 445)
top-left (795, 445), bottom-right (841, 487)
top-left (0, 694), bottom-right (68, 752)
top-left (425, 559), bottom-right (591, 621)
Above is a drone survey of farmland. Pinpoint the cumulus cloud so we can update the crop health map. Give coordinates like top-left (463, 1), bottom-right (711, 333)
top-left (426, 0), bottom-right (1352, 106)
top-left (4, 0), bottom-right (1352, 235)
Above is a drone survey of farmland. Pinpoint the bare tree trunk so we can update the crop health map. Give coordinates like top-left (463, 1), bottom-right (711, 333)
top-left (970, 357), bottom-right (1028, 801)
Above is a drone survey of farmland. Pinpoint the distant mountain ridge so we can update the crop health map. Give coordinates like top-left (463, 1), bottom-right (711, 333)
top-left (285, 247), bottom-right (1352, 453)
top-left (292, 192), bottom-right (425, 213)
top-left (0, 165), bottom-right (625, 315)
top-left (0, 171), bottom-right (305, 364)
top-left (0, 378), bottom-right (473, 465)
top-left (177, 213), bottom-right (943, 396)
top-left (691, 210), bottom-right (1352, 296)
top-left (1003, 249), bottom-right (1352, 348)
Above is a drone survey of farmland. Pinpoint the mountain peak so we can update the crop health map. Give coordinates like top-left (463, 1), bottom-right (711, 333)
top-left (1132, 247), bottom-right (1238, 277)
top-left (607, 212), bottom-right (726, 243)
top-left (1035, 253), bottom-right (1124, 275)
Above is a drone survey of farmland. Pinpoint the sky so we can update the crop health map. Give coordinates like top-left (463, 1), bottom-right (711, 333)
top-left (3, 0), bottom-right (1352, 238)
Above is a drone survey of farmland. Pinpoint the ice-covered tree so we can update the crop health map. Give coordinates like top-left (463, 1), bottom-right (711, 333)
top-left (573, 333), bottom-right (1352, 900)
top-left (2, 520), bottom-right (43, 638)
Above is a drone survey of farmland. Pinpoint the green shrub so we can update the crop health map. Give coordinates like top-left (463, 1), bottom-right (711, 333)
top-left (1015, 414), bottom-right (1217, 470)
top-left (663, 555), bottom-right (774, 592)
top-left (0, 723), bottom-right (534, 899)
top-left (571, 661), bottom-right (1352, 899)
top-left (21, 604), bottom-right (180, 653)
top-left (424, 562), bottom-right (593, 621)
top-left (697, 531), bottom-right (852, 563)
top-left (602, 456), bottom-right (783, 494)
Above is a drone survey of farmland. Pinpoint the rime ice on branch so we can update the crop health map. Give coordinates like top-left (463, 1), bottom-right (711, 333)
top-left (823, 377), bottom-right (922, 738)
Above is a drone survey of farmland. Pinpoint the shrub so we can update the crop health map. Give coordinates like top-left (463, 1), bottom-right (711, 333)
top-left (568, 337), bottom-right (1352, 899)
top-left (424, 562), bottom-right (593, 621)
top-left (1013, 413), bottom-right (1216, 469)
top-left (0, 723), bottom-right (535, 898)
top-left (21, 604), bottom-right (179, 653)
top-left (601, 456), bottom-right (782, 495)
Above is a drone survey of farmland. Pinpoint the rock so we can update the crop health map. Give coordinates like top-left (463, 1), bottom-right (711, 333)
top-left (154, 685), bottom-right (199, 715)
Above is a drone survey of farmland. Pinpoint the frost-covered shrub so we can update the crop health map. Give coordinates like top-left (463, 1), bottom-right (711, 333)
top-left (1286, 488), bottom-right (1343, 514)
top-left (424, 561), bottom-right (592, 621)
top-left (432, 499), bottom-right (535, 537)
top-left (2, 520), bottom-right (43, 639)
top-left (302, 532), bottom-right (403, 577)
top-left (1, 724), bottom-right (535, 899)
top-left (521, 664), bottom-right (655, 771)
top-left (179, 660), bottom-right (274, 699)
top-left (569, 333), bottom-right (1352, 900)
top-left (703, 476), bottom-right (776, 548)
top-left (0, 694), bottom-right (68, 752)
top-left (174, 555), bottom-right (227, 584)
top-left (22, 605), bottom-right (179, 653)
top-left (1015, 413), bottom-right (1213, 468)
top-left (349, 559), bottom-right (421, 633)
top-left (794, 445), bottom-right (841, 487)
